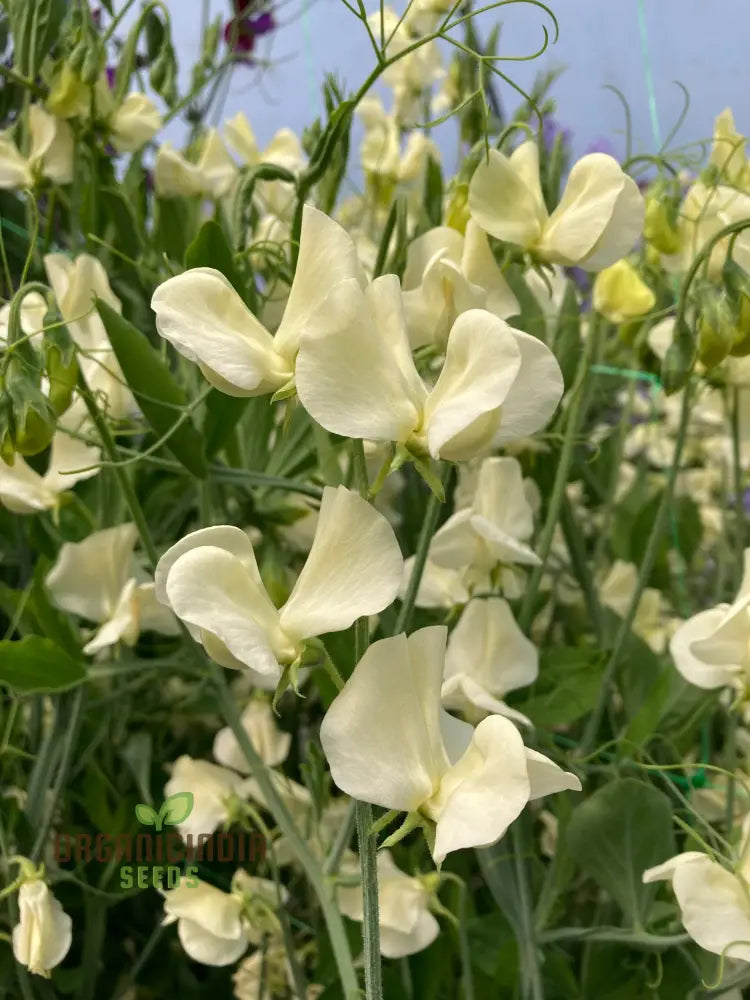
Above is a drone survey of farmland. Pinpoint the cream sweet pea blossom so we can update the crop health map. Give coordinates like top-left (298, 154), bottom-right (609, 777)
top-left (46, 524), bottom-right (178, 655)
top-left (468, 141), bottom-right (644, 269)
top-left (338, 850), bottom-right (440, 958)
top-left (0, 105), bottom-right (74, 190)
top-left (401, 221), bottom-right (519, 348)
top-left (154, 486), bottom-right (403, 683)
top-left (213, 698), bottom-right (291, 771)
top-left (43, 252), bottom-right (136, 419)
top-left (670, 549), bottom-right (750, 692)
top-left (0, 414), bottom-right (100, 515)
top-left (154, 129), bottom-right (238, 199)
top-left (600, 560), bottom-right (674, 654)
top-left (109, 93), bottom-right (162, 153)
top-left (441, 597), bottom-right (537, 724)
top-left (710, 107), bottom-right (747, 186)
top-left (320, 626), bottom-right (580, 863)
top-left (0, 291), bottom-right (47, 349)
top-left (162, 871), bottom-right (281, 966)
top-left (296, 276), bottom-right (562, 462)
top-left (643, 821), bottom-right (750, 963)
top-left (151, 205), bottom-right (362, 398)
top-left (664, 181), bottom-right (750, 278)
top-left (409, 456), bottom-right (541, 607)
top-left (12, 879), bottom-right (73, 977)
top-left (164, 756), bottom-right (250, 841)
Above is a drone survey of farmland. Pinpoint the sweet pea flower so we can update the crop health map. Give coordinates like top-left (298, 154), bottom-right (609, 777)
top-left (46, 523), bottom-right (178, 655)
top-left (12, 878), bottom-right (72, 978)
top-left (151, 205), bottom-right (362, 398)
top-left (154, 129), bottom-right (238, 199)
top-left (710, 108), bottom-right (747, 186)
top-left (600, 560), bottom-right (673, 653)
top-left (320, 626), bottom-right (581, 863)
top-left (441, 597), bottom-right (537, 725)
top-left (162, 870), bottom-right (282, 966)
top-left (0, 291), bottom-right (47, 349)
top-left (670, 549), bottom-right (750, 692)
top-left (296, 277), bottom-right (562, 462)
top-left (213, 698), bottom-right (292, 770)
top-left (664, 182), bottom-right (750, 279)
top-left (592, 259), bottom-right (655, 323)
top-left (164, 756), bottom-right (251, 841)
top-left (0, 105), bottom-right (74, 190)
top-left (224, 113), bottom-right (306, 240)
top-left (401, 221), bottom-right (519, 348)
top-left (643, 820), bottom-right (750, 963)
top-left (0, 410), bottom-right (100, 515)
top-left (154, 485), bottom-right (403, 683)
top-left (44, 252), bottom-right (136, 420)
top-left (357, 95), bottom-right (439, 185)
top-left (338, 849), bottom-right (440, 957)
top-left (419, 456), bottom-right (541, 600)
top-left (468, 141), bottom-right (644, 270)
top-left (109, 92), bottom-right (162, 153)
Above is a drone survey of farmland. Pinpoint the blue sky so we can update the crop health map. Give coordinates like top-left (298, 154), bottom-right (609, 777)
top-left (124, 0), bottom-right (748, 166)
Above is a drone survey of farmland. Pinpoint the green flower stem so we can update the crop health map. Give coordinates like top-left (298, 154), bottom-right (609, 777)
top-left (559, 494), bottom-right (605, 644)
top-left (351, 439), bottom-right (384, 1000)
top-left (518, 318), bottom-right (600, 633)
top-left (394, 466), bottom-right (449, 635)
top-left (81, 379), bottom-right (360, 998)
top-left (731, 386), bottom-right (745, 589)
top-left (538, 927), bottom-right (690, 948)
top-left (31, 689), bottom-right (84, 863)
top-left (512, 822), bottom-right (544, 1000)
top-left (579, 376), bottom-right (696, 755)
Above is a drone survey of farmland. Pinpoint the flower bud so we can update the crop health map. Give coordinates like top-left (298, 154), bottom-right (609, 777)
top-left (12, 878), bottom-right (73, 978)
top-left (644, 194), bottom-right (680, 255)
top-left (445, 182), bottom-right (469, 233)
top-left (697, 292), bottom-right (734, 370)
top-left (592, 259), bottom-right (655, 324)
top-left (6, 373), bottom-right (58, 456)
top-left (46, 64), bottom-right (90, 119)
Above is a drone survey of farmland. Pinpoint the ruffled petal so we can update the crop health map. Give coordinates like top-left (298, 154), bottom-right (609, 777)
top-left (152, 268), bottom-right (291, 396)
top-left (280, 485), bottom-right (403, 640)
top-left (320, 628), bottom-right (450, 812)
top-left (468, 143), bottom-right (547, 248)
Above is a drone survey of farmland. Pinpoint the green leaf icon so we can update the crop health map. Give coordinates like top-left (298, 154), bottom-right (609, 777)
top-left (135, 803), bottom-right (158, 827)
top-left (156, 791), bottom-right (194, 831)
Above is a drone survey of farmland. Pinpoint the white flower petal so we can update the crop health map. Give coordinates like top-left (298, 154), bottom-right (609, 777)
top-left (670, 608), bottom-right (741, 690)
top-left (671, 856), bottom-right (750, 962)
top-left (295, 275), bottom-right (424, 443)
top-left (445, 597), bottom-right (538, 695)
top-left (152, 268), bottom-right (291, 396)
top-left (164, 546), bottom-right (284, 676)
top-left (46, 524), bottom-right (139, 623)
top-left (424, 309), bottom-right (522, 460)
top-left (524, 748), bottom-right (582, 799)
top-left (430, 714), bottom-right (531, 863)
top-left (541, 154), bottom-right (644, 269)
top-left (468, 143), bottom-right (547, 248)
top-left (280, 486), bottom-right (403, 640)
top-left (320, 628), bottom-right (450, 813)
top-left (493, 326), bottom-right (564, 442)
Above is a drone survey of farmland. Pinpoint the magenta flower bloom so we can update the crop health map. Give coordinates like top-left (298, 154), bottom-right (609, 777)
top-left (224, 2), bottom-right (276, 61)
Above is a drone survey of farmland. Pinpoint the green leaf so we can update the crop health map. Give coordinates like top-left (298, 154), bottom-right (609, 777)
top-left (134, 802), bottom-right (158, 827)
top-left (0, 635), bottom-right (85, 694)
top-left (185, 219), bottom-right (241, 285)
top-left (158, 791), bottom-right (194, 828)
top-left (423, 155), bottom-right (443, 229)
top-left (553, 281), bottom-right (582, 388)
top-left (95, 299), bottom-right (208, 479)
top-left (566, 779), bottom-right (676, 927)
top-left (202, 391), bottom-right (249, 460)
top-left (514, 646), bottom-right (605, 727)
top-left (100, 187), bottom-right (144, 260)
top-left (6, 0), bottom-right (67, 78)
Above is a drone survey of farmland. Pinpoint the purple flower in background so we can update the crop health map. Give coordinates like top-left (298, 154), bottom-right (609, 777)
top-left (542, 116), bottom-right (572, 153)
top-left (586, 136), bottom-right (617, 157)
top-left (105, 65), bottom-right (116, 89)
top-left (224, 1), bottom-right (276, 61)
